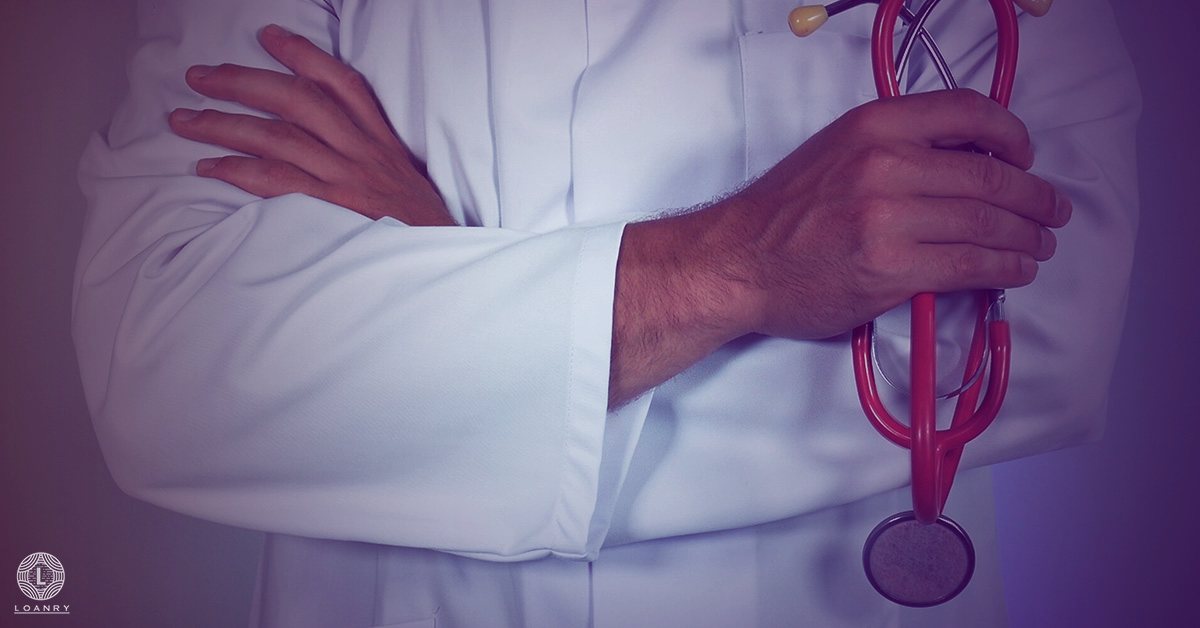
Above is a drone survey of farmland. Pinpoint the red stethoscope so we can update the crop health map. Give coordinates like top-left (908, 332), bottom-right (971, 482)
top-left (790, 0), bottom-right (1051, 607)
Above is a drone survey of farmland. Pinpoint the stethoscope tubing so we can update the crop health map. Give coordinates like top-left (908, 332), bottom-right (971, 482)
top-left (854, 0), bottom-right (1019, 525)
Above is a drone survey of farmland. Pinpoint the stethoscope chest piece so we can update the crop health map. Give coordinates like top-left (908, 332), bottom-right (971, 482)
top-left (863, 511), bottom-right (976, 607)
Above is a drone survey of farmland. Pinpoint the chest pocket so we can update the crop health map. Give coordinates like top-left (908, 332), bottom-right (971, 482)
top-left (738, 17), bottom-right (877, 177)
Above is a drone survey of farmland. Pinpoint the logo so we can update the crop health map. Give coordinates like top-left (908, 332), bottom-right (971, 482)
top-left (15, 553), bottom-right (65, 602)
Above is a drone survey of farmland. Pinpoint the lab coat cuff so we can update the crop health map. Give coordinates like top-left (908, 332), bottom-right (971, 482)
top-left (544, 221), bottom-right (646, 559)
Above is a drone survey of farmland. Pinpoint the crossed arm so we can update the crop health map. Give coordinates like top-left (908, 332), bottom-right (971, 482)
top-left (75, 0), bottom-right (1136, 556)
top-left (170, 24), bottom-right (1067, 409)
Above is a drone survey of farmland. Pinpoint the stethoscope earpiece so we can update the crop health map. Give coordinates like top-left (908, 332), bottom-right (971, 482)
top-left (788, 5), bottom-right (830, 37)
top-left (789, 0), bottom-right (1050, 41)
top-left (1013, 0), bottom-right (1052, 18)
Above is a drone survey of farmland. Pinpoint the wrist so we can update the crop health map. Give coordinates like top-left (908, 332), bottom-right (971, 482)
top-left (608, 200), bottom-right (763, 407)
top-left (694, 194), bottom-right (767, 337)
top-left (621, 202), bottom-right (762, 347)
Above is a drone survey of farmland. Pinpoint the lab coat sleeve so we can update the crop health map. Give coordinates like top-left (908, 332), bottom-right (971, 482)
top-left (73, 0), bottom-right (632, 561)
top-left (911, 0), bottom-right (1141, 465)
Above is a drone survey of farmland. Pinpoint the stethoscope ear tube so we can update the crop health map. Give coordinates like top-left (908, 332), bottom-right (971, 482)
top-left (870, 0), bottom-right (1018, 104)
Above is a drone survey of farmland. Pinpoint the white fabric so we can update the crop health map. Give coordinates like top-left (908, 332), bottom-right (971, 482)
top-left (73, 0), bottom-right (1140, 626)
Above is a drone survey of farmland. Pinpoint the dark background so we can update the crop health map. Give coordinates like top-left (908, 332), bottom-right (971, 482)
top-left (3, 1), bottom-right (1197, 626)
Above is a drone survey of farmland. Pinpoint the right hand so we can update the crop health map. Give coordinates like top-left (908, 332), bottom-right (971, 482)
top-left (707, 88), bottom-right (1072, 340)
top-left (169, 24), bottom-right (455, 227)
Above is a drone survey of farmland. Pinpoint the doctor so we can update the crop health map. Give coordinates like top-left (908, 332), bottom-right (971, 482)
top-left (74, 0), bottom-right (1139, 626)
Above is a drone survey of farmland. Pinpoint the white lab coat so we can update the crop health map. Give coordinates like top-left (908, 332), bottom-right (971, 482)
top-left (73, 0), bottom-right (1140, 626)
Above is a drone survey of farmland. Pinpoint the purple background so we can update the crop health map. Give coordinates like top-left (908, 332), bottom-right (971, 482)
top-left (2, 0), bottom-right (1196, 626)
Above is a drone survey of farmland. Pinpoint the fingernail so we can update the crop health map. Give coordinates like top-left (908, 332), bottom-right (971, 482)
top-left (1055, 190), bottom-right (1073, 224)
top-left (196, 158), bottom-right (219, 174)
top-left (171, 108), bottom-right (199, 123)
top-left (1021, 255), bottom-right (1038, 279)
top-left (188, 64), bottom-right (214, 80)
top-left (262, 24), bottom-right (293, 39)
top-left (1039, 228), bottom-right (1056, 259)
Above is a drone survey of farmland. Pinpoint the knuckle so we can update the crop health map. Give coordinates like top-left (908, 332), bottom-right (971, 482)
top-left (337, 68), bottom-right (371, 96)
top-left (262, 160), bottom-right (285, 179)
top-left (843, 100), bottom-right (885, 134)
top-left (261, 119), bottom-right (298, 143)
top-left (972, 156), bottom-right (1008, 197)
top-left (967, 205), bottom-right (998, 239)
top-left (858, 196), bottom-right (897, 235)
top-left (224, 113), bottom-right (254, 134)
top-left (260, 160), bottom-right (296, 187)
top-left (852, 146), bottom-right (903, 186)
top-left (345, 163), bottom-right (368, 185)
top-left (950, 247), bottom-right (984, 278)
top-left (949, 88), bottom-right (989, 119)
top-left (861, 245), bottom-right (902, 279)
top-left (864, 145), bottom-right (901, 172)
top-left (855, 222), bottom-right (905, 281)
top-left (291, 75), bottom-right (328, 104)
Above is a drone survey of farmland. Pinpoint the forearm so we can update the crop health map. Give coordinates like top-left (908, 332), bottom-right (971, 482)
top-left (608, 204), bottom-right (759, 408)
top-left (74, 180), bottom-right (629, 556)
top-left (75, 0), bottom-right (631, 559)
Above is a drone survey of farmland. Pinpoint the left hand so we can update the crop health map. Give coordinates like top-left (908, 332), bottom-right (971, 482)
top-left (168, 23), bottom-right (455, 227)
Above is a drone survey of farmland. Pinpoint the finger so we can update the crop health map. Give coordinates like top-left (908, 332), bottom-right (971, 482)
top-left (185, 62), bottom-right (371, 161)
top-left (170, 108), bottom-right (349, 181)
top-left (903, 198), bottom-right (1056, 261)
top-left (914, 243), bottom-right (1038, 293)
top-left (899, 148), bottom-right (1071, 228)
top-left (257, 24), bottom-right (407, 154)
top-left (196, 155), bottom-right (328, 200)
top-left (865, 89), bottom-right (1034, 169)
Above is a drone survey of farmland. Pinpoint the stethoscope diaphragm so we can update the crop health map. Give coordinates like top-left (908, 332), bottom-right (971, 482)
top-left (862, 511), bottom-right (976, 607)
